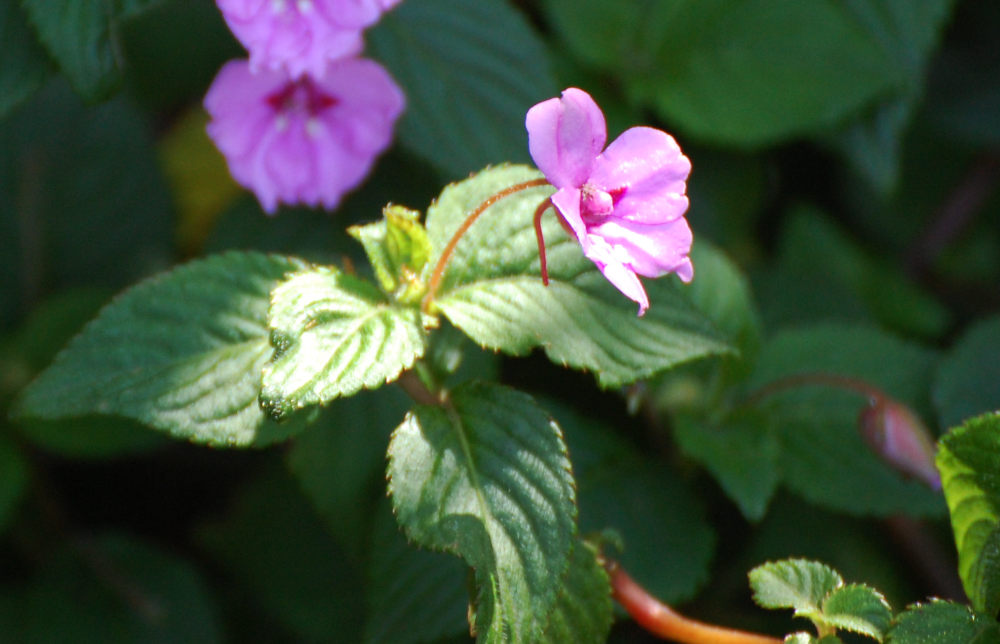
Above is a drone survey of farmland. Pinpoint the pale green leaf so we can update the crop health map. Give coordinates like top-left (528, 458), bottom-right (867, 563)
top-left (749, 559), bottom-right (842, 616)
top-left (887, 600), bottom-right (1000, 643)
top-left (819, 583), bottom-right (892, 639)
top-left (260, 266), bottom-right (427, 420)
top-left (369, 0), bottom-right (556, 178)
top-left (387, 382), bottom-right (577, 642)
top-left (426, 165), bottom-right (732, 388)
top-left (937, 413), bottom-right (1000, 616)
top-left (14, 252), bottom-right (308, 447)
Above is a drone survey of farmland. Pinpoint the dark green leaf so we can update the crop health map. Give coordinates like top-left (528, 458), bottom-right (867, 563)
top-left (934, 316), bottom-right (1000, 429)
top-left (820, 583), bottom-right (892, 639)
top-left (285, 387), bottom-right (411, 557)
top-left (673, 410), bottom-right (780, 521)
top-left (0, 533), bottom-right (221, 643)
top-left (888, 600), bottom-right (1000, 643)
top-left (426, 165), bottom-right (732, 388)
top-left (0, 2), bottom-right (49, 119)
top-left (937, 413), bottom-right (1000, 616)
top-left (364, 499), bottom-right (469, 644)
top-left (540, 539), bottom-right (612, 644)
top-left (20, 0), bottom-right (160, 101)
top-left (748, 323), bottom-right (945, 516)
top-left (546, 0), bottom-right (903, 146)
top-left (15, 252), bottom-right (309, 447)
top-left (260, 265), bottom-right (427, 420)
top-left (197, 466), bottom-right (364, 642)
top-left (749, 558), bottom-right (843, 616)
top-left (370, 0), bottom-right (557, 178)
top-left (0, 434), bottom-right (28, 532)
top-left (387, 382), bottom-right (577, 642)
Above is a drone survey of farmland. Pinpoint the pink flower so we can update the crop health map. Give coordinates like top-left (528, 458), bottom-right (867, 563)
top-left (526, 88), bottom-right (693, 315)
top-left (216, 0), bottom-right (402, 78)
top-left (204, 57), bottom-right (404, 213)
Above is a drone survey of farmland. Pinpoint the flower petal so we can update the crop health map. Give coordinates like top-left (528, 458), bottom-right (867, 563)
top-left (590, 127), bottom-right (691, 224)
top-left (586, 216), bottom-right (694, 281)
top-left (581, 235), bottom-right (650, 315)
top-left (550, 187), bottom-right (587, 243)
top-left (526, 88), bottom-right (606, 189)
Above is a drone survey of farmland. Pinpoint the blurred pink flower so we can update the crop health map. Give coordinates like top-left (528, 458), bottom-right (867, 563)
top-left (526, 88), bottom-right (693, 315)
top-left (216, 0), bottom-right (402, 78)
top-left (204, 57), bottom-right (404, 213)
top-left (859, 397), bottom-right (941, 491)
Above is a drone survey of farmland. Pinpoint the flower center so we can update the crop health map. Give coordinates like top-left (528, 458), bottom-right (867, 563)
top-left (266, 78), bottom-right (339, 116)
top-left (580, 183), bottom-right (614, 217)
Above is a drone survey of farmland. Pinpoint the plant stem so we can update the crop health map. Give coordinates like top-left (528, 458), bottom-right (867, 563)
top-left (396, 370), bottom-right (443, 406)
top-left (742, 372), bottom-right (884, 407)
top-left (422, 178), bottom-right (549, 311)
top-left (606, 560), bottom-right (781, 644)
top-left (533, 197), bottom-right (553, 285)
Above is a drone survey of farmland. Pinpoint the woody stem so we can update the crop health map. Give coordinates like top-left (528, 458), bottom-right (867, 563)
top-left (422, 178), bottom-right (550, 311)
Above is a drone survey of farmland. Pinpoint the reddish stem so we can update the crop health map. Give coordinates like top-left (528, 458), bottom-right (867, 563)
top-left (743, 372), bottom-right (884, 406)
top-left (533, 197), bottom-right (553, 285)
top-left (422, 178), bottom-right (550, 311)
top-left (607, 560), bottom-right (781, 644)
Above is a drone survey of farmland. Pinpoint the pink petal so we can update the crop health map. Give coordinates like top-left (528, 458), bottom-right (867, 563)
top-left (581, 235), bottom-right (650, 315)
top-left (550, 187), bottom-right (587, 244)
top-left (525, 88), bottom-right (606, 189)
top-left (586, 217), bottom-right (694, 281)
top-left (589, 127), bottom-right (691, 224)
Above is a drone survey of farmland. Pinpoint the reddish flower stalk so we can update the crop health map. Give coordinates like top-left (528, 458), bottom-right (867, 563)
top-left (422, 177), bottom-right (549, 311)
top-left (606, 560), bottom-right (781, 644)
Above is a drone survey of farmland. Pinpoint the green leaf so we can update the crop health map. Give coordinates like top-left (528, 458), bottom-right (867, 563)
top-left (259, 265), bottom-right (427, 420)
top-left (197, 466), bottom-right (365, 642)
top-left (286, 387), bottom-right (411, 557)
top-left (553, 399), bottom-right (715, 603)
top-left (673, 410), bottom-right (780, 521)
top-left (387, 382), bottom-right (577, 642)
top-left (826, 0), bottom-right (956, 193)
top-left (749, 558), bottom-right (843, 617)
top-left (19, 0), bottom-right (160, 101)
top-left (936, 413), bottom-right (1000, 616)
top-left (364, 498), bottom-right (469, 644)
top-left (748, 323), bottom-right (945, 516)
top-left (426, 165), bottom-right (732, 388)
top-left (0, 2), bottom-right (49, 119)
top-left (820, 583), bottom-right (892, 639)
top-left (0, 532), bottom-right (222, 643)
top-left (934, 316), bottom-right (1000, 429)
top-left (369, 0), bottom-right (557, 178)
top-left (887, 600), bottom-right (1000, 643)
top-left (348, 205), bottom-right (432, 304)
top-left (14, 252), bottom-right (309, 447)
top-left (546, 0), bottom-right (903, 146)
top-left (540, 540), bottom-right (613, 643)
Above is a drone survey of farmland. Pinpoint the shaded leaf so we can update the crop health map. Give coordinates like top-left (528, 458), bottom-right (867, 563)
top-left (934, 316), bottom-right (1000, 429)
top-left (540, 540), bottom-right (612, 643)
top-left (887, 600), bottom-right (1000, 643)
top-left (370, 0), bottom-right (556, 178)
top-left (387, 382), bottom-right (576, 642)
top-left (15, 252), bottom-right (309, 447)
top-left (0, 1), bottom-right (49, 119)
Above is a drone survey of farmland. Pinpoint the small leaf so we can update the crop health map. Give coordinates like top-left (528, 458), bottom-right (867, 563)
top-left (819, 583), bottom-right (892, 639)
top-left (260, 266), bottom-right (427, 420)
top-left (387, 382), bottom-right (577, 642)
top-left (426, 165), bottom-right (733, 388)
top-left (348, 205), bottom-right (431, 303)
top-left (20, 0), bottom-right (160, 101)
top-left (369, 0), bottom-right (557, 178)
top-left (14, 252), bottom-right (308, 447)
top-left (888, 600), bottom-right (1000, 643)
top-left (749, 559), bottom-right (843, 617)
top-left (937, 412), bottom-right (1000, 617)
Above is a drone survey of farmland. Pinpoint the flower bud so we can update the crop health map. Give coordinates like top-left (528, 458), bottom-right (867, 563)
top-left (858, 397), bottom-right (941, 491)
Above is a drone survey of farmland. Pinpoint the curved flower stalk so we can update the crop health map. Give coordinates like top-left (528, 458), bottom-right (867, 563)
top-left (526, 88), bottom-right (693, 315)
top-left (215, 0), bottom-right (402, 78)
top-left (204, 57), bottom-right (404, 213)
